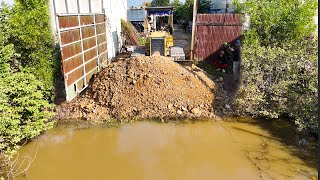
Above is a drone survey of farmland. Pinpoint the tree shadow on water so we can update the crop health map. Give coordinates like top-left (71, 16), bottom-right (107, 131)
top-left (233, 117), bottom-right (318, 171)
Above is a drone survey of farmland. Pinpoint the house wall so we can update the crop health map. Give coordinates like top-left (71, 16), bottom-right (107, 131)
top-left (49, 0), bottom-right (127, 60)
top-left (104, 0), bottom-right (127, 60)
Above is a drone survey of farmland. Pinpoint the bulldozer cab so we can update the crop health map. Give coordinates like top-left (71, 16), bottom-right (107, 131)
top-left (131, 6), bottom-right (185, 61)
top-left (144, 6), bottom-right (174, 35)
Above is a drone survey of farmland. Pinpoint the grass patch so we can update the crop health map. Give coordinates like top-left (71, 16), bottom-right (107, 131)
top-left (194, 60), bottom-right (226, 78)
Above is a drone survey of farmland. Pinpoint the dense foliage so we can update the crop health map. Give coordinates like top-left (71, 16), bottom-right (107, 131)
top-left (233, 0), bottom-right (318, 46)
top-left (147, 0), bottom-right (212, 23)
top-left (235, 40), bottom-right (318, 132)
top-left (232, 0), bottom-right (318, 133)
top-left (151, 0), bottom-right (170, 6)
top-left (9, 0), bottom-right (56, 100)
top-left (171, 0), bottom-right (212, 22)
top-left (0, 1), bottom-right (55, 178)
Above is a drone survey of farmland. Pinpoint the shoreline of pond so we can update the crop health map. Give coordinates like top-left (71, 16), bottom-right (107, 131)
top-left (14, 117), bottom-right (318, 180)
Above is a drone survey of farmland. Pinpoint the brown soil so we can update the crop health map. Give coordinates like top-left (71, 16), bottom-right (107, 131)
top-left (56, 56), bottom-right (217, 121)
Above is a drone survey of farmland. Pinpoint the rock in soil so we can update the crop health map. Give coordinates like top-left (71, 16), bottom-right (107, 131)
top-left (57, 56), bottom-right (217, 120)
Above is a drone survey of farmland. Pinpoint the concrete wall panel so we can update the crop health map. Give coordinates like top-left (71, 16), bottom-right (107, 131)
top-left (51, 0), bottom-right (127, 61)
top-left (79, 0), bottom-right (90, 13)
top-left (67, 0), bottom-right (79, 13)
top-left (104, 0), bottom-right (127, 60)
top-left (91, 0), bottom-right (102, 13)
top-left (54, 0), bottom-right (68, 14)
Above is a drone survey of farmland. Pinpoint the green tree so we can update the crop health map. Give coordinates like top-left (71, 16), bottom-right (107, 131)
top-left (173, 0), bottom-right (212, 22)
top-left (151, 0), bottom-right (170, 6)
top-left (171, 0), bottom-right (181, 7)
top-left (231, 0), bottom-right (318, 133)
top-left (0, 3), bottom-right (55, 178)
top-left (9, 0), bottom-right (56, 100)
top-left (170, 0), bottom-right (183, 22)
top-left (145, 2), bottom-right (152, 7)
top-left (232, 0), bottom-right (318, 46)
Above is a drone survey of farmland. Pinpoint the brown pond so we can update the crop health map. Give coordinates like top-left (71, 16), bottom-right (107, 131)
top-left (15, 118), bottom-right (317, 180)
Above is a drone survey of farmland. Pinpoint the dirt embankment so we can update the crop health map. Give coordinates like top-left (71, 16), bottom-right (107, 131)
top-left (57, 56), bottom-right (218, 120)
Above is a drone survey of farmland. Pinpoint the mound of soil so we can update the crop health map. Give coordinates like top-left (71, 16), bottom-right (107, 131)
top-left (57, 56), bottom-right (217, 120)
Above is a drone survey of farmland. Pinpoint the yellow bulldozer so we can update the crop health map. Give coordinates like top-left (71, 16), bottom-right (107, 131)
top-left (131, 6), bottom-right (186, 61)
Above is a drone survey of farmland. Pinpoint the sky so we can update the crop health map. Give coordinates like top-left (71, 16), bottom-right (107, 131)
top-left (0, 0), bottom-right (13, 6)
top-left (0, 0), bottom-right (317, 26)
top-left (1, 0), bottom-right (185, 7)
top-left (128, 0), bottom-right (185, 7)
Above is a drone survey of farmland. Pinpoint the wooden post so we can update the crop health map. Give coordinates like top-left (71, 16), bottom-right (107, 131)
top-left (190, 0), bottom-right (198, 60)
top-left (153, 15), bottom-right (156, 31)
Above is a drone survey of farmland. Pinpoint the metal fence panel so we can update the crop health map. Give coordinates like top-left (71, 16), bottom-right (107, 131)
top-left (195, 14), bottom-right (242, 61)
top-left (56, 13), bottom-right (108, 102)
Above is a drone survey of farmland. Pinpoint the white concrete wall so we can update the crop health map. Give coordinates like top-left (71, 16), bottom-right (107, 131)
top-left (49, 0), bottom-right (104, 41)
top-left (104, 0), bottom-right (127, 60)
top-left (51, 0), bottom-right (103, 14)
top-left (49, 0), bottom-right (127, 60)
top-left (80, 0), bottom-right (90, 13)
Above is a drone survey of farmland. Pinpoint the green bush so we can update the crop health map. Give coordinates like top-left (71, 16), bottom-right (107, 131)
top-left (138, 37), bottom-right (146, 46)
top-left (235, 39), bottom-right (318, 133)
top-left (233, 0), bottom-right (318, 47)
top-left (0, 4), bottom-right (55, 178)
top-left (231, 0), bottom-right (318, 133)
top-left (0, 72), bottom-right (54, 155)
top-left (8, 0), bottom-right (56, 100)
top-left (0, 4), bottom-right (54, 153)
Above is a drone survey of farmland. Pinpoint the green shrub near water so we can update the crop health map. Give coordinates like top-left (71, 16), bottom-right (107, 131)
top-left (235, 40), bottom-right (318, 132)
top-left (233, 0), bottom-right (318, 47)
top-left (232, 0), bottom-right (318, 133)
top-left (0, 1), bottom-right (55, 177)
top-left (8, 0), bottom-right (56, 100)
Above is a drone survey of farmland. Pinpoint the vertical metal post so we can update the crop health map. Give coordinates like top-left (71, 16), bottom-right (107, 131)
top-left (65, 0), bottom-right (69, 13)
top-left (77, 0), bottom-right (80, 13)
top-left (93, 15), bottom-right (100, 71)
top-left (78, 15), bottom-right (87, 87)
top-left (101, 0), bottom-right (104, 13)
top-left (88, 0), bottom-right (92, 13)
top-left (153, 15), bottom-right (156, 30)
top-left (53, 0), bottom-right (57, 17)
top-left (190, 0), bottom-right (198, 60)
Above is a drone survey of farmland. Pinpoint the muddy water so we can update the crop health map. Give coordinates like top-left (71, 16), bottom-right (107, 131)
top-left (16, 118), bottom-right (317, 180)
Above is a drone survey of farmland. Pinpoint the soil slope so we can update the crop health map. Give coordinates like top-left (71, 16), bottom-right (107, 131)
top-left (57, 56), bottom-right (217, 120)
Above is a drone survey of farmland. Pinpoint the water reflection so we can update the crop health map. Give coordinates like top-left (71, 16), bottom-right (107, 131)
top-left (16, 119), bottom-right (317, 180)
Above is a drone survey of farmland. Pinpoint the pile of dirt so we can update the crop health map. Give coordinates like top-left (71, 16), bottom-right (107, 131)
top-left (57, 56), bottom-right (217, 120)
